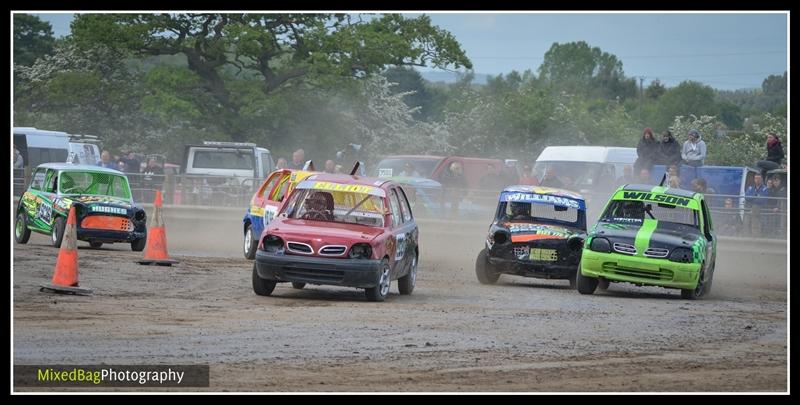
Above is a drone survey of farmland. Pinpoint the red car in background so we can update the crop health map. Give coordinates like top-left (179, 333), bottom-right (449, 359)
top-left (253, 174), bottom-right (419, 302)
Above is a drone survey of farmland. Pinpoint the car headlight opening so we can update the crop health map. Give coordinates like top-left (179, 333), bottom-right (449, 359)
top-left (668, 247), bottom-right (693, 263)
top-left (589, 237), bottom-right (612, 253)
top-left (349, 243), bottom-right (373, 259)
top-left (261, 235), bottom-right (284, 253)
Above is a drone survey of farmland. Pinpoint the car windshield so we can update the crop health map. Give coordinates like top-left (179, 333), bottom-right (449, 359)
top-left (58, 171), bottom-right (132, 199)
top-left (533, 161), bottom-right (615, 191)
top-left (601, 199), bottom-right (699, 228)
top-left (283, 188), bottom-right (386, 227)
top-left (499, 201), bottom-right (584, 229)
top-left (375, 158), bottom-right (441, 178)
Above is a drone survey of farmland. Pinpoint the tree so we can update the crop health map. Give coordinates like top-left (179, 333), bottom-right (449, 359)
top-left (71, 13), bottom-right (472, 141)
top-left (538, 41), bottom-right (636, 100)
top-left (383, 66), bottom-right (438, 121)
top-left (645, 79), bottom-right (666, 100)
top-left (13, 13), bottom-right (56, 66)
top-left (653, 81), bottom-right (717, 131)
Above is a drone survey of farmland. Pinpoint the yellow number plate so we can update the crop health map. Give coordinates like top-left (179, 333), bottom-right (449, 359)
top-left (530, 248), bottom-right (557, 261)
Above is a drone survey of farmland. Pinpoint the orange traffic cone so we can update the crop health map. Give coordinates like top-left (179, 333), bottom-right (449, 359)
top-left (136, 190), bottom-right (179, 266)
top-left (40, 207), bottom-right (93, 296)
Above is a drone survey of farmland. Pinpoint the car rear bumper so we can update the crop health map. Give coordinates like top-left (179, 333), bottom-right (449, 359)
top-left (255, 250), bottom-right (383, 288)
top-left (580, 249), bottom-right (700, 289)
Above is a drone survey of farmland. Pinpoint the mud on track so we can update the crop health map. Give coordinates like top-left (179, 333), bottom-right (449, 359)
top-left (13, 219), bottom-right (787, 392)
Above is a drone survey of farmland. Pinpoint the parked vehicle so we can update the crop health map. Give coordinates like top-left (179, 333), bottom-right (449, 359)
top-left (13, 127), bottom-right (71, 169)
top-left (182, 141), bottom-right (275, 185)
top-left (577, 184), bottom-right (717, 299)
top-left (475, 186), bottom-right (587, 287)
top-left (67, 134), bottom-right (102, 166)
top-left (253, 174), bottom-right (419, 302)
top-left (533, 146), bottom-right (637, 193)
top-left (374, 155), bottom-right (508, 190)
top-left (15, 163), bottom-right (147, 250)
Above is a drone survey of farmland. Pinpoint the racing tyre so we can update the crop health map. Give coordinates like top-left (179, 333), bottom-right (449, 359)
top-left (576, 265), bottom-right (598, 295)
top-left (14, 211), bottom-right (31, 244)
top-left (243, 223), bottom-right (257, 260)
top-left (398, 254), bottom-right (417, 295)
top-left (681, 267), bottom-right (708, 300)
top-left (365, 260), bottom-right (391, 302)
top-left (89, 241), bottom-right (103, 249)
top-left (131, 235), bottom-right (147, 252)
top-left (568, 270), bottom-right (577, 289)
top-left (252, 263), bottom-right (277, 296)
top-left (475, 249), bottom-right (500, 285)
top-left (51, 217), bottom-right (66, 248)
top-left (291, 282), bottom-right (306, 289)
top-left (597, 278), bottom-right (610, 291)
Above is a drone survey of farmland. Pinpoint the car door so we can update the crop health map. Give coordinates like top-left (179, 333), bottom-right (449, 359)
top-left (396, 186), bottom-right (418, 277)
top-left (388, 187), bottom-right (415, 279)
top-left (700, 199), bottom-right (717, 277)
top-left (250, 171), bottom-right (285, 235)
top-left (37, 169), bottom-right (59, 232)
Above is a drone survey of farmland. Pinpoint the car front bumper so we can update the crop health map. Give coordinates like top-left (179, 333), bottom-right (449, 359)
top-left (255, 250), bottom-right (384, 288)
top-left (488, 256), bottom-right (577, 279)
top-left (77, 228), bottom-right (146, 243)
top-left (580, 249), bottom-right (700, 290)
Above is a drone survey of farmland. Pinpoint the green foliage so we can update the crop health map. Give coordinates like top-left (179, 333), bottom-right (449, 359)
top-left (539, 41), bottom-right (636, 101)
top-left (13, 14), bottom-right (55, 66)
top-left (653, 81), bottom-right (717, 131)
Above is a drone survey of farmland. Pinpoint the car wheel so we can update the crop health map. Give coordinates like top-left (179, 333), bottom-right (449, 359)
top-left (568, 270), bottom-right (577, 289)
top-left (243, 224), bottom-right (257, 260)
top-left (475, 248), bottom-right (500, 285)
top-left (365, 260), bottom-right (391, 302)
top-left (89, 241), bottom-right (103, 249)
top-left (681, 267), bottom-right (707, 300)
top-left (51, 217), bottom-right (66, 248)
top-left (14, 211), bottom-right (31, 244)
top-left (131, 234), bottom-right (147, 252)
top-left (398, 254), bottom-right (417, 295)
top-left (291, 282), bottom-right (306, 290)
top-left (576, 262), bottom-right (598, 295)
top-left (597, 278), bottom-right (610, 291)
top-left (252, 263), bottom-right (277, 296)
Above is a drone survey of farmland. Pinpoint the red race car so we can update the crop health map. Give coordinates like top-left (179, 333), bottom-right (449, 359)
top-left (253, 173), bottom-right (419, 302)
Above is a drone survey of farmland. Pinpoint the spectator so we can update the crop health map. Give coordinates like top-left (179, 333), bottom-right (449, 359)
top-left (539, 167), bottom-right (564, 189)
top-left (14, 148), bottom-right (24, 169)
top-left (668, 176), bottom-right (681, 188)
top-left (440, 161), bottom-right (467, 217)
top-left (745, 174), bottom-right (769, 237)
top-left (275, 158), bottom-right (288, 170)
top-left (122, 152), bottom-right (141, 174)
top-left (116, 160), bottom-right (127, 172)
top-left (142, 158), bottom-right (164, 201)
top-left (771, 176), bottom-right (786, 198)
top-left (399, 162), bottom-right (420, 177)
top-left (617, 165), bottom-right (636, 186)
top-left (682, 129), bottom-right (707, 168)
top-left (656, 130), bottom-right (682, 168)
top-left (479, 163), bottom-right (506, 191)
top-left (519, 164), bottom-right (539, 186)
top-left (289, 149), bottom-right (305, 170)
top-left (324, 159), bottom-right (336, 174)
top-left (666, 164), bottom-right (681, 188)
top-left (717, 198), bottom-right (743, 236)
top-left (756, 133), bottom-right (785, 179)
top-left (634, 127), bottom-right (659, 174)
top-left (638, 168), bottom-right (652, 184)
top-left (97, 150), bottom-right (115, 169)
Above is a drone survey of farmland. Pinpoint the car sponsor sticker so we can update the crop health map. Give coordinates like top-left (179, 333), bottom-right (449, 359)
top-left (530, 248), bottom-right (558, 262)
top-left (90, 206), bottom-right (128, 215)
top-left (619, 191), bottom-right (694, 208)
top-left (378, 168), bottom-right (393, 178)
top-left (500, 192), bottom-right (585, 210)
top-left (395, 233), bottom-right (407, 261)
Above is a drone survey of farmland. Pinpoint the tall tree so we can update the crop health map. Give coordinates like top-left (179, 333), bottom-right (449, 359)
top-left (71, 13), bottom-right (471, 141)
top-left (538, 41), bottom-right (636, 100)
top-left (13, 13), bottom-right (56, 66)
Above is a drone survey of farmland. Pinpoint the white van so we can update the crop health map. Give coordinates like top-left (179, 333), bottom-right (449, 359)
top-left (67, 134), bottom-right (102, 166)
top-left (182, 141), bottom-right (275, 184)
top-left (533, 146), bottom-right (637, 192)
top-left (13, 127), bottom-right (70, 168)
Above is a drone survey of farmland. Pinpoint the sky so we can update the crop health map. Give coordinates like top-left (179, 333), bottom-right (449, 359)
top-left (30, 11), bottom-right (788, 91)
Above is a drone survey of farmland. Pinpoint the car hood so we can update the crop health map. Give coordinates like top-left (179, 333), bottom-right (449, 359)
top-left (497, 221), bottom-right (583, 242)
top-left (56, 195), bottom-right (136, 212)
top-left (591, 220), bottom-right (703, 250)
top-left (267, 218), bottom-right (385, 245)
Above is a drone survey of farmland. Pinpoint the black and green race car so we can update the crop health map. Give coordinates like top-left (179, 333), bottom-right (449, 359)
top-left (576, 184), bottom-right (717, 299)
top-left (14, 163), bottom-right (148, 250)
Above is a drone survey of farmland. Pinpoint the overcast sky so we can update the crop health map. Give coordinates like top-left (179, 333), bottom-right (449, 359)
top-left (31, 11), bottom-right (788, 91)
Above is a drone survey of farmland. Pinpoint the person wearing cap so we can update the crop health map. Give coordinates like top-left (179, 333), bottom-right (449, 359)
top-left (656, 130), bottom-right (682, 168)
top-left (634, 127), bottom-right (658, 174)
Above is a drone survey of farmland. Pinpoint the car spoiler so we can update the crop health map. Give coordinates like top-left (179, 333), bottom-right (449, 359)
top-left (303, 160), bottom-right (315, 171)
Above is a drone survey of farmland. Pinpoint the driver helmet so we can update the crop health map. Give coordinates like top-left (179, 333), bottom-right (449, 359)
top-left (304, 192), bottom-right (329, 212)
top-left (510, 201), bottom-right (530, 217)
top-left (621, 201), bottom-right (643, 219)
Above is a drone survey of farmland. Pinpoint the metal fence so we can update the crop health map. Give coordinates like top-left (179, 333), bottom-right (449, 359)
top-left (12, 170), bottom-right (787, 240)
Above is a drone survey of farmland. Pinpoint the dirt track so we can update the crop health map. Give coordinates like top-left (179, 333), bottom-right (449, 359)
top-left (13, 218), bottom-right (787, 392)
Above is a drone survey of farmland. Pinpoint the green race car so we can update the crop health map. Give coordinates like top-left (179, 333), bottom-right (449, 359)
top-left (14, 163), bottom-right (148, 250)
top-left (576, 184), bottom-right (717, 299)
